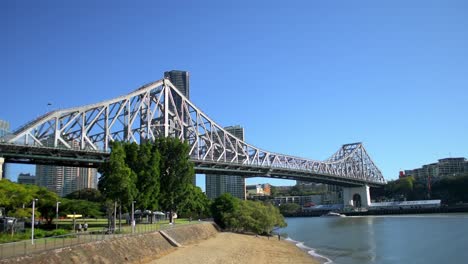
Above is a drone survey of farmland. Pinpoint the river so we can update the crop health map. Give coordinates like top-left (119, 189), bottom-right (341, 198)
top-left (282, 214), bottom-right (468, 264)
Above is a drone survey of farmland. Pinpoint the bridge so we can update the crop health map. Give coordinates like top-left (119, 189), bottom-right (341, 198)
top-left (0, 77), bottom-right (386, 207)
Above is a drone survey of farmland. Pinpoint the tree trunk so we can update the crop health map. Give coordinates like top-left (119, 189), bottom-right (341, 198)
top-left (119, 203), bottom-right (122, 232)
top-left (113, 201), bottom-right (117, 233)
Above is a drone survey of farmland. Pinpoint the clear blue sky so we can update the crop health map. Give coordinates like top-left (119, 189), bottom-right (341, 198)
top-left (1, 1), bottom-right (467, 190)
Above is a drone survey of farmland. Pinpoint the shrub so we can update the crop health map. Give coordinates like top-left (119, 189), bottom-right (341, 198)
top-left (33, 228), bottom-right (46, 238)
top-left (47, 229), bottom-right (69, 237)
top-left (211, 193), bottom-right (286, 234)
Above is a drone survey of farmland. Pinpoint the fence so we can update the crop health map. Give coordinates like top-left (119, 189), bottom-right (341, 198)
top-left (0, 221), bottom-right (201, 260)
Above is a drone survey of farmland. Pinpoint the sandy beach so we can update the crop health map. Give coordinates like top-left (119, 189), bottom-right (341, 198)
top-left (151, 232), bottom-right (319, 264)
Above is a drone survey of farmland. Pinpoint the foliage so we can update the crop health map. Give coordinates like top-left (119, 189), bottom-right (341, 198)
top-left (33, 228), bottom-right (46, 238)
top-left (33, 186), bottom-right (59, 225)
top-left (270, 184), bottom-right (325, 197)
top-left (279, 203), bottom-right (301, 215)
top-left (211, 193), bottom-right (240, 229)
top-left (383, 176), bottom-right (415, 200)
top-left (156, 137), bottom-right (195, 222)
top-left (432, 174), bottom-right (468, 204)
top-left (98, 141), bottom-right (138, 210)
top-left (48, 229), bottom-right (69, 236)
top-left (178, 184), bottom-right (211, 219)
top-left (211, 193), bottom-right (286, 234)
top-left (381, 174), bottom-right (468, 204)
top-left (124, 142), bottom-right (161, 211)
top-left (0, 180), bottom-right (34, 217)
top-left (60, 198), bottom-right (103, 218)
top-left (0, 231), bottom-right (30, 243)
top-left (65, 188), bottom-right (103, 202)
top-left (98, 137), bottom-right (204, 225)
top-left (0, 180), bottom-right (59, 224)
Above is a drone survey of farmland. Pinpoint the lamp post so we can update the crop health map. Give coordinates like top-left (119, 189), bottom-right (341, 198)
top-left (131, 201), bottom-right (136, 234)
top-left (31, 198), bottom-right (38, 245)
top-left (56, 201), bottom-right (61, 230)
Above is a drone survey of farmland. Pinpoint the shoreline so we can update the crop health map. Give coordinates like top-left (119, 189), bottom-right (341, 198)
top-left (151, 232), bottom-right (320, 264)
top-left (284, 237), bottom-right (332, 264)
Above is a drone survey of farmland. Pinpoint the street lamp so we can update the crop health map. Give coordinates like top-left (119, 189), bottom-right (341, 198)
top-left (31, 198), bottom-right (38, 245)
top-left (131, 201), bottom-right (136, 234)
top-left (56, 201), bottom-right (61, 230)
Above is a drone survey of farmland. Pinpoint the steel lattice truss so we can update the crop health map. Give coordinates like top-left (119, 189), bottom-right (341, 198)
top-left (4, 79), bottom-right (386, 186)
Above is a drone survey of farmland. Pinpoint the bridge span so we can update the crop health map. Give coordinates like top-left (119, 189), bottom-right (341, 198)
top-left (0, 78), bottom-right (386, 206)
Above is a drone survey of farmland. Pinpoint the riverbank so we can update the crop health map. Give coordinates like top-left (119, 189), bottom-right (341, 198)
top-left (151, 232), bottom-right (319, 264)
top-left (1, 222), bottom-right (319, 264)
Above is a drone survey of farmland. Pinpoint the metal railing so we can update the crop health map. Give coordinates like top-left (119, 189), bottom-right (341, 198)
top-left (0, 221), bottom-right (202, 260)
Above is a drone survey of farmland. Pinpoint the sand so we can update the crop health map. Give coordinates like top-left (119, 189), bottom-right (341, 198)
top-left (150, 232), bottom-right (320, 264)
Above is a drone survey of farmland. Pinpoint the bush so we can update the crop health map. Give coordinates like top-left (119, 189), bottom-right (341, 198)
top-left (47, 229), bottom-right (69, 237)
top-left (211, 193), bottom-right (286, 234)
top-left (0, 232), bottom-right (29, 243)
top-left (33, 228), bottom-right (46, 238)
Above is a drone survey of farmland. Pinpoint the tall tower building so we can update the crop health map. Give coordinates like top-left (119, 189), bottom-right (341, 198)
top-left (36, 165), bottom-right (97, 197)
top-left (0, 120), bottom-right (11, 180)
top-left (35, 138), bottom-right (98, 196)
top-left (164, 70), bottom-right (190, 99)
top-left (206, 125), bottom-right (246, 200)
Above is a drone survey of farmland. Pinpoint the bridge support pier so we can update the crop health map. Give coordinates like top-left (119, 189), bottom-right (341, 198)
top-left (343, 185), bottom-right (371, 208)
top-left (0, 157), bottom-right (4, 180)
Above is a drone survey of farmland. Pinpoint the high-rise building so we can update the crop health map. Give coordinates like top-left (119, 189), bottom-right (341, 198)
top-left (36, 165), bottom-right (97, 197)
top-left (0, 120), bottom-right (9, 138)
top-left (35, 138), bottom-right (98, 196)
top-left (405, 157), bottom-right (467, 182)
top-left (17, 173), bottom-right (36, 185)
top-left (164, 70), bottom-right (190, 99)
top-left (206, 126), bottom-right (246, 200)
top-left (0, 120), bottom-right (11, 180)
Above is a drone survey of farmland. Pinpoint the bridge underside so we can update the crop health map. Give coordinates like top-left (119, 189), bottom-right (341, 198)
top-left (0, 143), bottom-right (107, 168)
top-left (194, 160), bottom-right (383, 187)
top-left (0, 143), bottom-right (383, 188)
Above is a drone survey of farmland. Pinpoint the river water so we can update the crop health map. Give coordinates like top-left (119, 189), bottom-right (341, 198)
top-left (282, 214), bottom-right (468, 264)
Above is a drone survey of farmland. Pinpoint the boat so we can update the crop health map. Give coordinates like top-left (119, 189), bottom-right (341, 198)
top-left (321, 211), bottom-right (346, 217)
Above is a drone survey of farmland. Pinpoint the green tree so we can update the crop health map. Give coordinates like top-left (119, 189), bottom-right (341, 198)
top-left (279, 203), bottom-right (301, 215)
top-left (65, 188), bottom-right (103, 202)
top-left (211, 193), bottom-right (240, 229)
top-left (156, 137), bottom-right (195, 223)
top-left (432, 173), bottom-right (468, 204)
top-left (0, 180), bottom-right (33, 215)
top-left (124, 142), bottom-right (161, 211)
top-left (99, 141), bottom-right (138, 210)
top-left (178, 185), bottom-right (211, 219)
top-left (60, 198), bottom-right (103, 218)
top-left (211, 193), bottom-right (286, 234)
top-left (33, 186), bottom-right (59, 225)
top-left (240, 201), bottom-right (286, 235)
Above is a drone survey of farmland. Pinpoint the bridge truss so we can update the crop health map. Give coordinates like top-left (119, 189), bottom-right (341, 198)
top-left (1, 78), bottom-right (386, 186)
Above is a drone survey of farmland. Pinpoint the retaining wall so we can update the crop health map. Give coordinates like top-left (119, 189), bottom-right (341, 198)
top-left (1, 222), bottom-right (218, 264)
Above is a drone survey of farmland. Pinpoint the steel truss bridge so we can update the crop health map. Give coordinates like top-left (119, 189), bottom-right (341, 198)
top-left (0, 78), bottom-right (386, 187)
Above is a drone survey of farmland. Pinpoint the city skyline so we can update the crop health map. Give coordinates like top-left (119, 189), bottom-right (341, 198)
top-left (2, 1), bottom-right (467, 187)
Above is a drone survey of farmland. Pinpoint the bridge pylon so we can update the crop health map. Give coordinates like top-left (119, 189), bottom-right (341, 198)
top-left (343, 185), bottom-right (371, 208)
